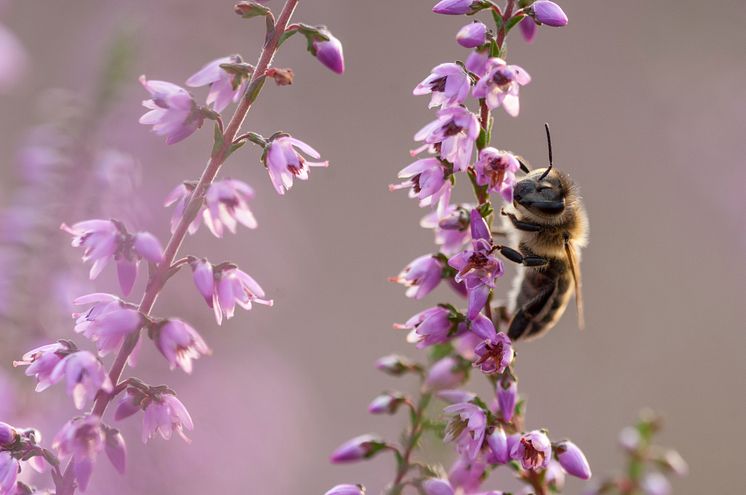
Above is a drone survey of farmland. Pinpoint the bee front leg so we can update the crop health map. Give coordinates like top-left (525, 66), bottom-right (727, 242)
top-left (495, 245), bottom-right (548, 267)
top-left (501, 209), bottom-right (543, 232)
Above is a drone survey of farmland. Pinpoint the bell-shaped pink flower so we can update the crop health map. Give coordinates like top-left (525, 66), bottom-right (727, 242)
top-left (13, 342), bottom-right (72, 392)
top-left (62, 220), bottom-right (163, 296)
top-left (487, 426), bottom-right (510, 464)
top-left (325, 485), bottom-right (365, 495)
top-left (141, 394), bottom-right (194, 443)
top-left (448, 455), bottom-right (487, 493)
top-left (139, 76), bottom-right (204, 144)
top-left (313, 28), bottom-right (345, 74)
top-left (519, 16), bottom-right (537, 42)
top-left (0, 422), bottom-right (17, 447)
top-left (186, 55), bottom-right (248, 112)
top-left (444, 402), bottom-right (487, 460)
top-left (424, 356), bottom-right (466, 391)
top-left (421, 204), bottom-right (473, 257)
top-left (511, 430), bottom-right (552, 471)
top-left (190, 259), bottom-right (272, 325)
top-left (414, 106), bottom-right (480, 172)
top-left (395, 306), bottom-right (462, 348)
top-left (0, 451), bottom-right (19, 494)
top-left (390, 158), bottom-right (452, 213)
top-left (473, 332), bottom-right (514, 374)
top-left (50, 351), bottom-right (113, 410)
top-left (263, 135), bottom-right (329, 195)
top-left (475, 148), bottom-right (520, 203)
top-left (457, 22), bottom-right (487, 48)
top-left (203, 179), bottom-right (257, 237)
top-left (465, 49), bottom-right (490, 78)
top-left (414, 63), bottom-right (471, 109)
top-left (53, 415), bottom-right (106, 491)
top-left (391, 254), bottom-right (444, 300)
top-left (153, 319), bottom-right (211, 374)
top-left (73, 293), bottom-right (143, 357)
top-left (496, 380), bottom-right (517, 423)
top-left (472, 58), bottom-right (531, 117)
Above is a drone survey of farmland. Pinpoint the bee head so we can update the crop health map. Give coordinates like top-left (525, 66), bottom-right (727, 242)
top-left (513, 123), bottom-right (566, 217)
top-left (513, 169), bottom-right (566, 216)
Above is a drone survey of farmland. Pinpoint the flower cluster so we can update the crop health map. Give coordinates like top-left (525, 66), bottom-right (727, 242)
top-left (2, 2), bottom-right (345, 493)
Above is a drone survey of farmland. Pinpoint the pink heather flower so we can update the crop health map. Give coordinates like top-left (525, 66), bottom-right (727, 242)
top-left (166, 179), bottom-right (258, 238)
top-left (313, 28), bottom-right (345, 74)
top-left (449, 456), bottom-right (488, 493)
top-left (457, 22), bottom-right (487, 48)
top-left (186, 55), bottom-right (248, 113)
top-left (104, 428), bottom-right (127, 475)
top-left (545, 460), bottom-right (567, 491)
top-left (73, 293), bottom-right (143, 357)
top-left (465, 49), bottom-right (490, 78)
top-left (141, 394), bottom-right (194, 443)
top-left (396, 306), bottom-right (461, 348)
top-left (391, 254), bottom-right (443, 300)
top-left (444, 402), bottom-right (487, 460)
top-left (263, 135), bottom-right (329, 195)
top-left (425, 356), bottom-right (466, 391)
top-left (555, 440), bottom-right (592, 480)
top-left (13, 342), bottom-right (70, 392)
top-left (519, 16), bottom-right (537, 42)
top-left (433, 0), bottom-right (477, 15)
top-left (139, 76), bottom-right (204, 144)
top-left (424, 477), bottom-right (503, 495)
top-left (390, 158), bottom-right (452, 213)
top-left (511, 430), bottom-right (552, 471)
top-left (414, 63), bottom-right (471, 109)
top-left (154, 319), bottom-right (211, 374)
top-left (475, 148), bottom-right (520, 203)
top-left (0, 422), bottom-right (17, 447)
top-left (50, 351), bottom-right (113, 410)
top-left (530, 1), bottom-right (569, 27)
top-left (374, 354), bottom-right (418, 376)
top-left (421, 204), bottom-right (473, 256)
top-left (487, 426), bottom-right (509, 464)
top-left (0, 451), bottom-right (19, 494)
top-left (114, 390), bottom-right (142, 421)
top-left (496, 380), bottom-right (517, 423)
top-left (53, 416), bottom-right (106, 491)
top-left (472, 58), bottom-right (531, 117)
top-left (325, 485), bottom-right (365, 495)
top-left (330, 434), bottom-right (385, 463)
top-left (474, 332), bottom-right (514, 374)
top-left (0, 24), bottom-right (27, 93)
top-left (190, 259), bottom-right (272, 325)
top-left (448, 211), bottom-right (504, 319)
top-left (61, 220), bottom-right (164, 296)
top-left (367, 392), bottom-right (406, 415)
top-left (641, 472), bottom-right (671, 495)
top-left (414, 106), bottom-right (480, 172)
top-left (437, 389), bottom-right (477, 404)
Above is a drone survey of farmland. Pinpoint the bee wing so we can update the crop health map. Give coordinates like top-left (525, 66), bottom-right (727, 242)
top-left (564, 239), bottom-right (585, 330)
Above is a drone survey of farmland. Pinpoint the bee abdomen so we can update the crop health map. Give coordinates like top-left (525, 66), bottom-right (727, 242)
top-left (507, 268), bottom-right (573, 341)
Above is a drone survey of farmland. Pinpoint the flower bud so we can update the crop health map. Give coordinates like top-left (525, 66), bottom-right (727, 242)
top-left (658, 449), bottom-right (688, 477)
top-left (486, 426), bottom-right (509, 464)
top-left (0, 422), bottom-right (17, 446)
top-left (367, 392), bottom-right (406, 415)
top-left (433, 0), bottom-right (480, 15)
top-left (424, 356), bottom-right (466, 391)
top-left (456, 22), bottom-right (487, 48)
top-left (375, 354), bottom-right (418, 376)
top-left (530, 1), bottom-right (568, 27)
top-left (325, 485), bottom-right (365, 495)
top-left (555, 440), bottom-right (592, 480)
top-left (496, 380), bottom-right (517, 422)
top-left (313, 29), bottom-right (345, 75)
top-left (330, 434), bottom-right (386, 463)
top-left (104, 427), bottom-right (127, 474)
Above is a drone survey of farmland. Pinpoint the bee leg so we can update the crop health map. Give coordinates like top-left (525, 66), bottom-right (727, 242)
top-left (495, 245), bottom-right (549, 267)
top-left (508, 284), bottom-right (556, 340)
top-left (501, 210), bottom-right (543, 232)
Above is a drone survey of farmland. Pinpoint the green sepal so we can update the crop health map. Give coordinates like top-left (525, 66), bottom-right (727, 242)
top-left (477, 201), bottom-right (494, 218)
top-left (211, 123), bottom-right (225, 157)
top-left (505, 14), bottom-right (526, 33)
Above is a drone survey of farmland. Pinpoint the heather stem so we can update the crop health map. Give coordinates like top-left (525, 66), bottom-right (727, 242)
top-left (496, 0), bottom-right (515, 49)
top-left (388, 392), bottom-right (432, 495)
top-left (55, 1), bottom-right (300, 493)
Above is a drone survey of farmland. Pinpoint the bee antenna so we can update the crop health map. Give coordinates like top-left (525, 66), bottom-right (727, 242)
top-left (539, 122), bottom-right (553, 180)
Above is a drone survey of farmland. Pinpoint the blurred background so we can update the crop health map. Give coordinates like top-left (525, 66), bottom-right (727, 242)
top-left (0, 0), bottom-right (744, 493)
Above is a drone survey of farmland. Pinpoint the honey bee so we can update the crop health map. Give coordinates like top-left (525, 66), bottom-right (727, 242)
top-left (496, 124), bottom-right (588, 341)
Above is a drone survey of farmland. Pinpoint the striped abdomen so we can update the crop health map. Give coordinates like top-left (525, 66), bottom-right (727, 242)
top-left (507, 253), bottom-right (574, 341)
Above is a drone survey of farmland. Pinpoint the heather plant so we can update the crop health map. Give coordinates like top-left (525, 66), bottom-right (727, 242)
top-left (326, 2), bottom-right (685, 495)
top-left (0, 1), bottom-right (344, 493)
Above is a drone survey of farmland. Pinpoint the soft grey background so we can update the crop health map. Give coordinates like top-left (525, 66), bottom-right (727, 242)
top-left (0, 0), bottom-right (744, 493)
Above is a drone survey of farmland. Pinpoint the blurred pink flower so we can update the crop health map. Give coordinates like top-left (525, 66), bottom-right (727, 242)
top-left (139, 76), bottom-right (204, 144)
top-left (141, 394), bottom-right (194, 443)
